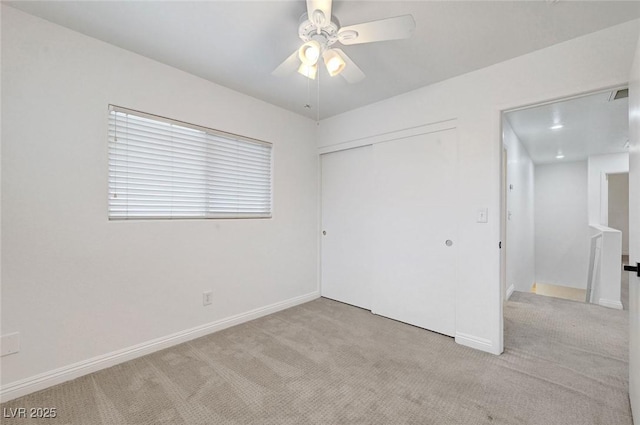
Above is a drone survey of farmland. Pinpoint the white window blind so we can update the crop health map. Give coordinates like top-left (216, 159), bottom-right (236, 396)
top-left (108, 106), bottom-right (272, 220)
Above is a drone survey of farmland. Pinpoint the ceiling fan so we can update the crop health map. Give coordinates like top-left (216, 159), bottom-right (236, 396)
top-left (272, 0), bottom-right (416, 83)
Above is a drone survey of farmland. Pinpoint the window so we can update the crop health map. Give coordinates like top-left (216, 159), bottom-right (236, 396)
top-left (108, 106), bottom-right (272, 220)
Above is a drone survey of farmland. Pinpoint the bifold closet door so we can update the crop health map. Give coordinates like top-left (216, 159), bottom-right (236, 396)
top-left (320, 145), bottom-right (373, 310)
top-left (371, 129), bottom-right (458, 337)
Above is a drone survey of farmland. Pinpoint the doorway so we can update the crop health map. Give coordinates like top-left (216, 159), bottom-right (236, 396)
top-left (501, 87), bottom-right (629, 306)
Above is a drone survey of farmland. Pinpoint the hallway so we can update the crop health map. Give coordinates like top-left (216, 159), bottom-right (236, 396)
top-left (529, 257), bottom-right (630, 310)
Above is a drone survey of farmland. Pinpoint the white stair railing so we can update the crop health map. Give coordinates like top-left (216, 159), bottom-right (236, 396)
top-left (587, 224), bottom-right (623, 309)
top-left (586, 233), bottom-right (602, 304)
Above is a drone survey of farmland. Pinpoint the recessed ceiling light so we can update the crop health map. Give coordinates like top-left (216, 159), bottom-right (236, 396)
top-left (555, 153), bottom-right (565, 159)
top-left (550, 124), bottom-right (564, 130)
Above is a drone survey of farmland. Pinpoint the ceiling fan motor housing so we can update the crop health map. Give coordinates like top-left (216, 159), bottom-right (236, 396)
top-left (298, 13), bottom-right (340, 50)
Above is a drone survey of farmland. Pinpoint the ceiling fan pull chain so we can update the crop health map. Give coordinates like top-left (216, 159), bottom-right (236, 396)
top-left (306, 73), bottom-right (311, 109)
top-left (316, 66), bottom-right (320, 124)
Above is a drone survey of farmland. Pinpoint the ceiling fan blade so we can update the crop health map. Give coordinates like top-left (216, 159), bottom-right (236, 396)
top-left (333, 48), bottom-right (365, 84)
top-left (307, 0), bottom-right (332, 30)
top-left (338, 15), bottom-right (415, 45)
top-left (271, 50), bottom-right (299, 77)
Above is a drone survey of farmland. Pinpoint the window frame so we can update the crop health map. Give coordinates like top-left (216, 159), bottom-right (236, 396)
top-left (107, 105), bottom-right (274, 221)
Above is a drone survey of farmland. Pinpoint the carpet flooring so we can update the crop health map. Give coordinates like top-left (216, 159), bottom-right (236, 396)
top-left (1, 292), bottom-right (631, 424)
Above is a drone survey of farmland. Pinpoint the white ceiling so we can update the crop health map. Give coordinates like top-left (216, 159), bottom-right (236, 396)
top-left (505, 89), bottom-right (629, 165)
top-left (6, 1), bottom-right (640, 120)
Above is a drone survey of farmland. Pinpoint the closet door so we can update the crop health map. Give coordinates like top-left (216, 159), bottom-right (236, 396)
top-left (320, 146), bottom-right (373, 309)
top-left (372, 129), bottom-right (458, 336)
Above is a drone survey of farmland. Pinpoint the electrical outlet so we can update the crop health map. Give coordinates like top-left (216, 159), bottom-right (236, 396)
top-left (1, 332), bottom-right (20, 357)
top-left (203, 291), bottom-right (213, 306)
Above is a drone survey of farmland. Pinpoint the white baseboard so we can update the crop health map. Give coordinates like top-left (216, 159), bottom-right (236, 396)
top-left (455, 332), bottom-right (498, 354)
top-left (0, 291), bottom-right (320, 403)
top-left (598, 298), bottom-right (623, 310)
top-left (506, 284), bottom-right (515, 300)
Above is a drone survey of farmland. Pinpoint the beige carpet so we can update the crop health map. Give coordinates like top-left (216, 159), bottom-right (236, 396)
top-left (1, 292), bottom-right (631, 424)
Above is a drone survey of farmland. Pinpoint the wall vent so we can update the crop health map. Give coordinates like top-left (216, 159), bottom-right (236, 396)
top-left (609, 88), bottom-right (628, 101)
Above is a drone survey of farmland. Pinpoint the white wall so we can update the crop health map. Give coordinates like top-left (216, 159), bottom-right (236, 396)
top-left (608, 173), bottom-right (630, 255)
top-left (503, 119), bottom-right (535, 293)
top-left (1, 5), bottom-right (318, 393)
top-left (588, 152), bottom-right (629, 225)
top-left (318, 19), bottom-right (640, 354)
top-left (535, 161), bottom-right (590, 289)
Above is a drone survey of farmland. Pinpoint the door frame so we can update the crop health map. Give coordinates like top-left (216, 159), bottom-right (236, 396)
top-left (497, 83), bottom-right (630, 353)
top-left (501, 146), bottom-right (509, 301)
top-left (318, 119), bottom-right (457, 155)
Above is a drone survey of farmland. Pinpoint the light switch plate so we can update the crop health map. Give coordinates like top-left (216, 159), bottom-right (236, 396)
top-left (477, 208), bottom-right (488, 223)
top-left (1, 332), bottom-right (20, 357)
top-left (203, 291), bottom-right (213, 306)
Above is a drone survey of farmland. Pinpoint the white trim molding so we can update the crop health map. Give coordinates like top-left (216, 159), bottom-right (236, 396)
top-left (0, 291), bottom-right (320, 402)
top-left (318, 119), bottom-right (457, 155)
top-left (455, 332), bottom-right (498, 354)
top-left (598, 298), bottom-right (623, 310)
top-left (506, 284), bottom-right (515, 300)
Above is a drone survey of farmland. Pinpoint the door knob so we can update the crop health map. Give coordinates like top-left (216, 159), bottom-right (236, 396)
top-left (624, 262), bottom-right (640, 277)
top-left (445, 240), bottom-right (453, 247)
top-left (322, 230), bottom-right (326, 236)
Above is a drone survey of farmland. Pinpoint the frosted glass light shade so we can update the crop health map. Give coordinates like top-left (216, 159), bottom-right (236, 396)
top-left (298, 41), bottom-right (321, 66)
top-left (297, 63), bottom-right (318, 79)
top-left (323, 49), bottom-right (346, 77)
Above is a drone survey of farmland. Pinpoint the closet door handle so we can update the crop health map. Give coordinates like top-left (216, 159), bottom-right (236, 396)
top-left (624, 262), bottom-right (640, 277)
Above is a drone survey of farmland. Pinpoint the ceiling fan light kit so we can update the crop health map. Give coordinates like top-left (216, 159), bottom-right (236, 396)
top-left (298, 40), bottom-right (321, 66)
top-left (323, 49), bottom-right (346, 77)
top-left (272, 0), bottom-right (416, 83)
top-left (297, 62), bottom-right (318, 80)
